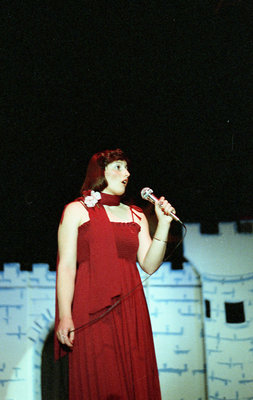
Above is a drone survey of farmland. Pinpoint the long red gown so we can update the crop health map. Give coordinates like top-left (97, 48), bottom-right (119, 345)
top-left (56, 205), bottom-right (161, 400)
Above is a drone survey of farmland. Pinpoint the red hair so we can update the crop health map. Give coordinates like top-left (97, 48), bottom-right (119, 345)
top-left (80, 149), bottom-right (129, 193)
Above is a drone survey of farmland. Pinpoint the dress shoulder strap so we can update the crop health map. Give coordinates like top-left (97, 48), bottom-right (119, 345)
top-left (78, 199), bottom-right (87, 209)
top-left (130, 205), bottom-right (143, 222)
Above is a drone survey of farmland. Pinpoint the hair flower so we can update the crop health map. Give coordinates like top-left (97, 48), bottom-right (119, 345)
top-left (84, 191), bottom-right (101, 207)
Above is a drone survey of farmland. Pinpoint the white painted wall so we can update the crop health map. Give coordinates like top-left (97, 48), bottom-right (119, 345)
top-left (184, 222), bottom-right (253, 400)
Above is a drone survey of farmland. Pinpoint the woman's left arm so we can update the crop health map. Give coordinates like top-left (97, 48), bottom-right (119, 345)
top-left (137, 197), bottom-right (175, 274)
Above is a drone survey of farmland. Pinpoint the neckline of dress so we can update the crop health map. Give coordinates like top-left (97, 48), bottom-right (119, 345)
top-left (103, 204), bottom-right (133, 224)
top-left (78, 220), bottom-right (140, 230)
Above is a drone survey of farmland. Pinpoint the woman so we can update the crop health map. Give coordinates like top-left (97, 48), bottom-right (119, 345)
top-left (55, 149), bottom-right (176, 400)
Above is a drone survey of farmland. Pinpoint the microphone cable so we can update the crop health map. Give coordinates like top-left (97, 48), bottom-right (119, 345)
top-left (69, 221), bottom-right (187, 336)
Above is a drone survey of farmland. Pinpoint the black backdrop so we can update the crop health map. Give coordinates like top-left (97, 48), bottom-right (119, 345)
top-left (2, 1), bottom-right (252, 267)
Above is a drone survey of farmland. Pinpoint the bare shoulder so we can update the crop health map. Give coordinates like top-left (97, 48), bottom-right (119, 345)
top-left (63, 201), bottom-right (87, 217)
top-left (60, 201), bottom-right (89, 227)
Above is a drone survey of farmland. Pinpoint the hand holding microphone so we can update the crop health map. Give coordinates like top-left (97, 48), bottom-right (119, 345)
top-left (141, 187), bottom-right (183, 225)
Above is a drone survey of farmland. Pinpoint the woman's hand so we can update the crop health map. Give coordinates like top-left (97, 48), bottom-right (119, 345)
top-left (154, 196), bottom-right (176, 224)
top-left (56, 316), bottom-right (75, 348)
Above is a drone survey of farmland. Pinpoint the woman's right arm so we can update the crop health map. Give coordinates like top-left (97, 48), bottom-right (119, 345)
top-left (56, 202), bottom-right (88, 348)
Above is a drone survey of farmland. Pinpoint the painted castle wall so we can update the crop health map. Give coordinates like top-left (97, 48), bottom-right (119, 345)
top-left (184, 222), bottom-right (253, 400)
top-left (0, 264), bottom-right (55, 400)
top-left (0, 222), bottom-right (252, 400)
top-left (140, 263), bottom-right (206, 400)
top-left (201, 271), bottom-right (253, 400)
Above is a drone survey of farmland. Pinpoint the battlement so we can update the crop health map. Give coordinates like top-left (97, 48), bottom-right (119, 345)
top-left (0, 263), bottom-right (56, 288)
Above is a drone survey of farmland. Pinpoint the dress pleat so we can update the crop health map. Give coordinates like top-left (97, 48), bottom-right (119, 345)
top-left (67, 219), bottom-right (161, 400)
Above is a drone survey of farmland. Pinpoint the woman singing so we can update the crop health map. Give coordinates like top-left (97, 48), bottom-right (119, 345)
top-left (55, 148), bottom-right (176, 399)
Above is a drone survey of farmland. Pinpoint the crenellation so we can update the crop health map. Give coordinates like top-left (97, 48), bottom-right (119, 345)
top-left (0, 264), bottom-right (29, 287)
top-left (28, 263), bottom-right (55, 287)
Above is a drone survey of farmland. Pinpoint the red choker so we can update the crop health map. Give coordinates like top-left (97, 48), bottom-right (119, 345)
top-left (100, 192), bottom-right (121, 206)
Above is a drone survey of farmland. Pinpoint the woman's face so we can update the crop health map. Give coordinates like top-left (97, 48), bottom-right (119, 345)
top-left (102, 160), bottom-right (130, 196)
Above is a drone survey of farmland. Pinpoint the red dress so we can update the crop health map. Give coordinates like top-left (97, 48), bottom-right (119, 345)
top-left (56, 204), bottom-right (161, 400)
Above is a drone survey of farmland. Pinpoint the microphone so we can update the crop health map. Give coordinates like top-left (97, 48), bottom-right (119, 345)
top-left (140, 187), bottom-right (183, 224)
